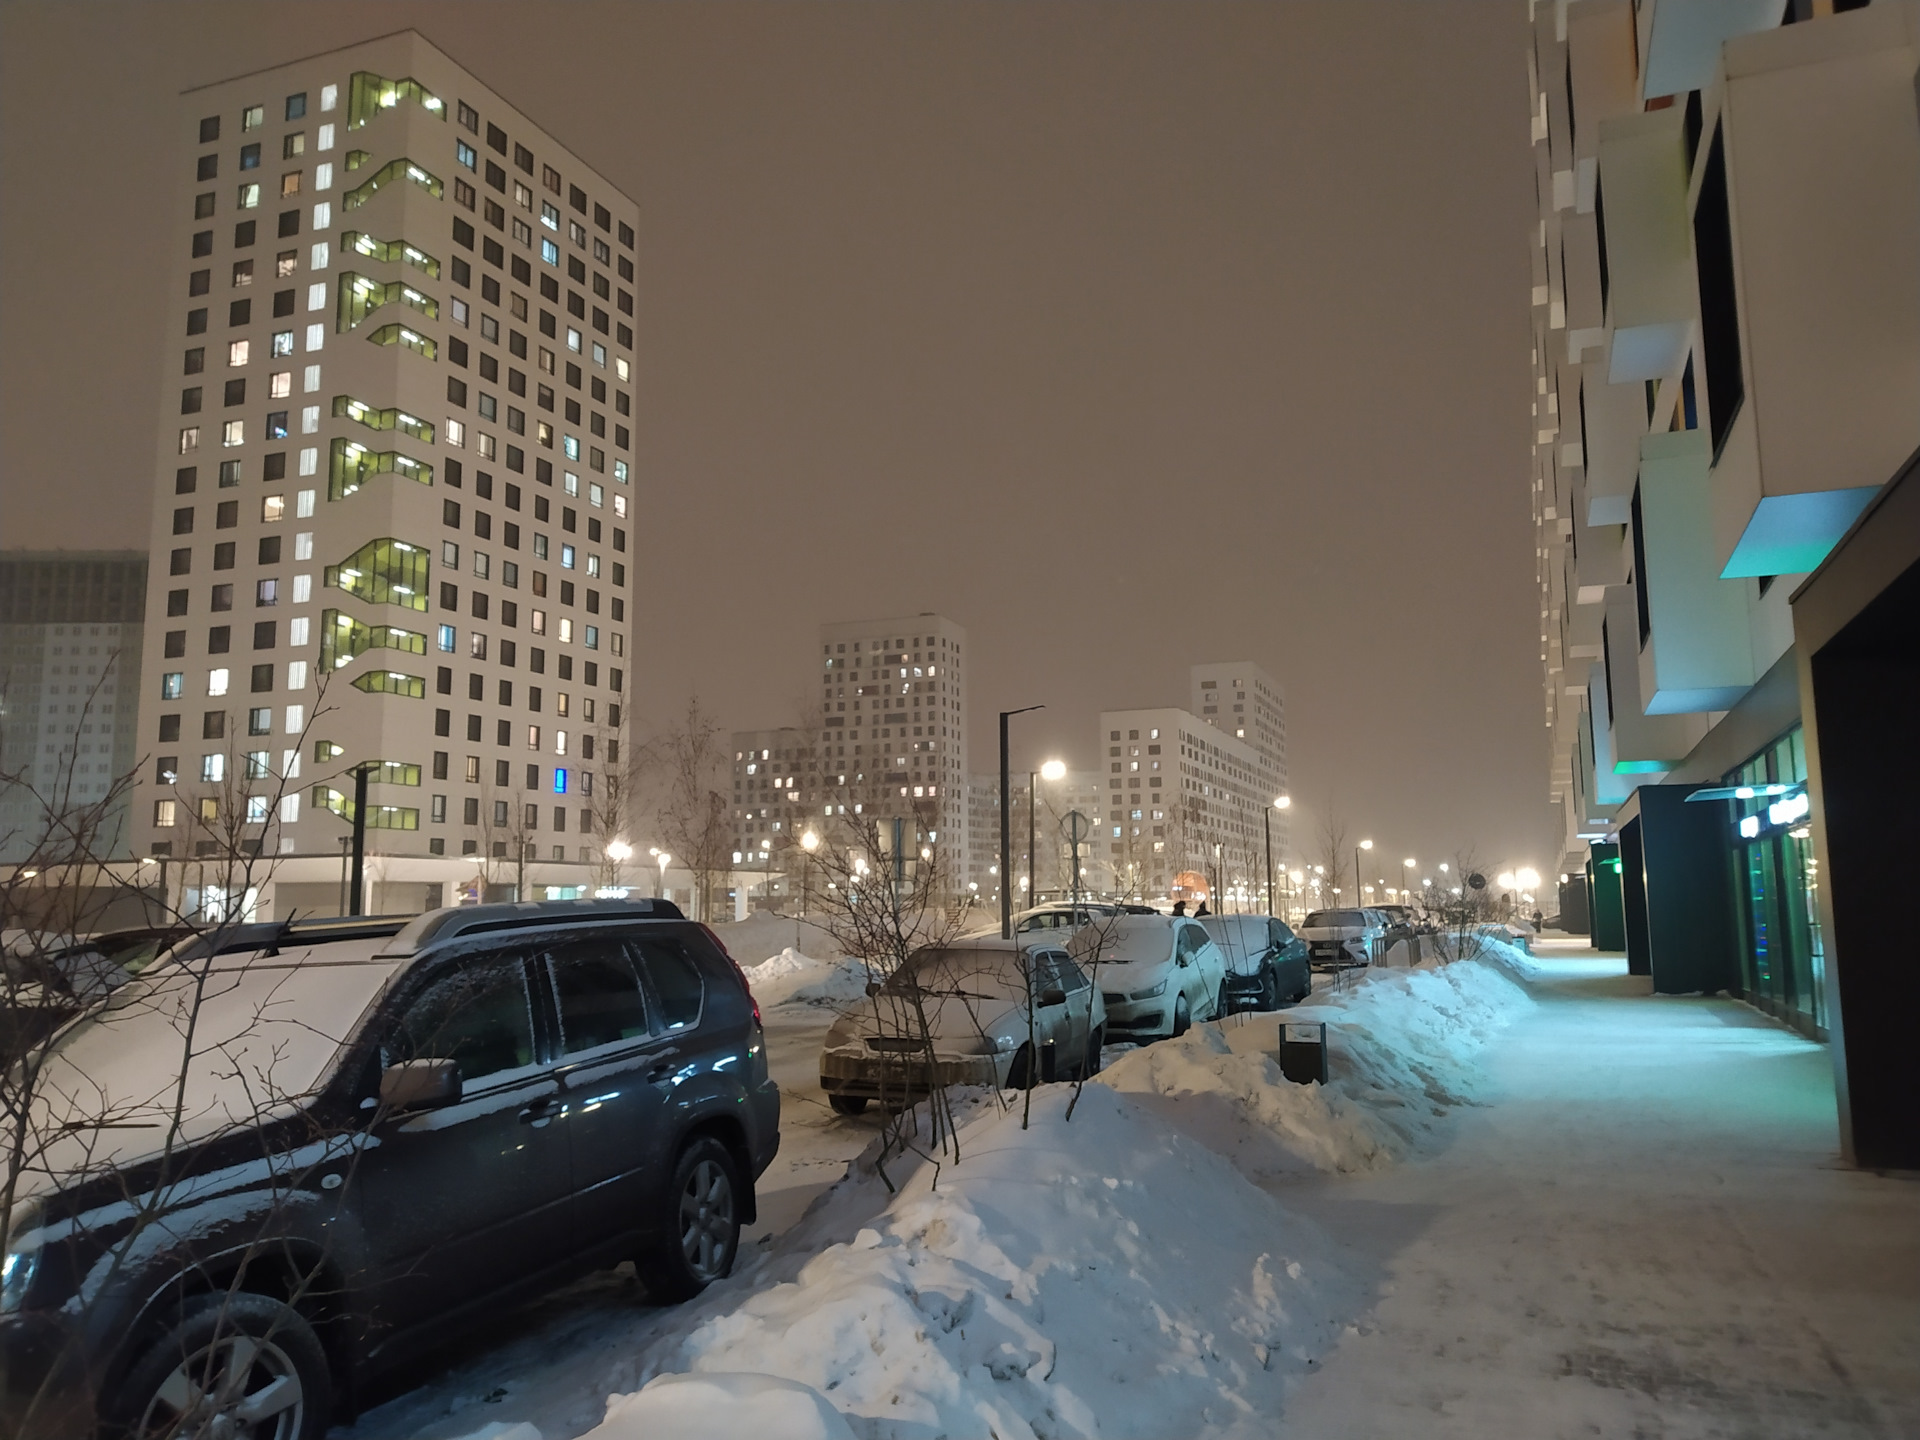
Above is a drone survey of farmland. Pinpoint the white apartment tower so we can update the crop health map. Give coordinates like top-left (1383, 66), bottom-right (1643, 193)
top-left (817, 614), bottom-right (970, 890)
top-left (1190, 661), bottom-right (1288, 851)
top-left (1100, 706), bottom-right (1264, 906)
top-left (132, 33), bottom-right (640, 914)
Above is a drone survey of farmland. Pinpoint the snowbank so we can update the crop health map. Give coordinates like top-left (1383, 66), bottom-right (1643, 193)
top-left (594, 1084), bottom-right (1358, 1440)
top-left (1097, 952), bottom-right (1536, 1174)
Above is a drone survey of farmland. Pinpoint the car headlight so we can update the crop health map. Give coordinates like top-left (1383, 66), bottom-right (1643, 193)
top-left (993, 1035), bottom-right (1018, 1053)
top-left (1129, 980), bottom-right (1168, 1001)
top-left (1, 1246), bottom-right (39, 1314)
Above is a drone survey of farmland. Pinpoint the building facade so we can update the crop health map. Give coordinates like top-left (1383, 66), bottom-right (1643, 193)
top-left (1190, 660), bottom-right (1288, 852)
top-left (1099, 706), bottom-right (1264, 905)
top-left (129, 32), bottom-right (640, 915)
top-left (0, 554), bottom-right (148, 863)
top-left (1528, 1), bottom-right (1920, 1162)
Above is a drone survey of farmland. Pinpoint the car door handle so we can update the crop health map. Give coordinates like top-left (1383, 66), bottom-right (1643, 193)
top-left (645, 1060), bottom-right (673, 1085)
top-left (519, 1097), bottom-right (559, 1126)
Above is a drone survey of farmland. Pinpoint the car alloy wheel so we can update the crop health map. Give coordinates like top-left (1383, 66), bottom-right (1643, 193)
top-left (828, 1093), bottom-right (868, 1116)
top-left (679, 1156), bottom-right (736, 1283)
top-left (1170, 994), bottom-right (1191, 1038)
top-left (116, 1293), bottom-right (328, 1440)
top-left (640, 1136), bottom-right (743, 1302)
top-left (1083, 1024), bottom-right (1105, 1078)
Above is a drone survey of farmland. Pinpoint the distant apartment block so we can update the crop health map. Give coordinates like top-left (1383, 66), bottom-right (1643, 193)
top-left (1099, 705), bottom-right (1264, 906)
top-left (1191, 660), bottom-right (1288, 850)
top-left (0, 553), bottom-right (148, 862)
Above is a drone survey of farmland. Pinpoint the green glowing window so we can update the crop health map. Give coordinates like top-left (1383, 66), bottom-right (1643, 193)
top-left (341, 157), bottom-right (444, 211)
top-left (319, 607), bottom-right (428, 670)
top-left (333, 395), bottom-right (433, 443)
top-left (329, 438), bottom-right (433, 500)
top-left (312, 785), bottom-right (421, 829)
top-left (314, 739), bottom-right (344, 762)
top-left (351, 669), bottom-right (426, 699)
top-left (323, 537), bottom-right (429, 610)
top-left (344, 148), bottom-right (373, 171)
top-left (341, 230), bottom-right (441, 278)
top-left (364, 322), bottom-right (438, 361)
top-left (337, 272), bottom-right (438, 331)
top-left (347, 72), bottom-right (446, 130)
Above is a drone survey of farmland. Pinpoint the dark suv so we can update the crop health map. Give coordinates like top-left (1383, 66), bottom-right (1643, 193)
top-left (0, 900), bottom-right (779, 1439)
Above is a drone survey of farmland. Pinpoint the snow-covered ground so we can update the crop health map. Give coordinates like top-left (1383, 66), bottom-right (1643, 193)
top-left (336, 936), bottom-right (1919, 1440)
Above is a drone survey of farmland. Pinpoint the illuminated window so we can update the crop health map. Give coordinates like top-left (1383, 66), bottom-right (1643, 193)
top-left (269, 370), bottom-right (291, 398)
top-left (222, 420), bottom-right (245, 447)
top-left (261, 495), bottom-right (285, 522)
top-left (208, 668), bottom-right (230, 696)
top-left (229, 339), bottom-right (251, 366)
top-left (238, 183), bottom-right (261, 209)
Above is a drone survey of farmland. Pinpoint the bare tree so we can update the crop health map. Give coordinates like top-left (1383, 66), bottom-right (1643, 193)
top-left (1316, 806), bottom-right (1351, 913)
top-left (640, 697), bottom-right (733, 923)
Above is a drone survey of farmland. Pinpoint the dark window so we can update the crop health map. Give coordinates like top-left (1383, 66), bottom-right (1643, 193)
top-left (172, 507), bottom-right (194, 535)
top-left (189, 269), bottom-right (211, 297)
top-left (273, 288), bottom-right (295, 317)
top-left (474, 510), bottom-right (492, 540)
top-left (541, 274), bottom-right (560, 303)
top-left (514, 142), bottom-right (534, 174)
top-left (486, 122), bottom-right (508, 155)
top-left (468, 673), bottom-right (484, 701)
top-left (234, 220), bottom-right (255, 248)
top-left (437, 666), bottom-right (452, 695)
top-left (214, 542), bottom-right (235, 570)
top-left (253, 620), bottom-right (276, 649)
top-left (617, 323), bottom-right (631, 349)
top-left (459, 101), bottom-right (479, 133)
top-left (454, 218), bottom-right (475, 250)
top-left (446, 459), bottom-right (464, 488)
top-left (432, 750), bottom-right (449, 779)
top-left (440, 581), bottom-right (459, 610)
top-left (1692, 128), bottom-right (1744, 461)
top-left (449, 337), bottom-right (469, 368)
top-left (435, 707), bottom-right (452, 737)
top-left (448, 376), bottom-right (468, 406)
top-left (567, 255), bottom-right (586, 283)
top-left (484, 237), bottom-right (505, 268)
top-left (512, 255), bottom-right (532, 284)
top-left (593, 202), bottom-right (610, 231)
top-left (263, 451), bottom-right (286, 480)
top-left (229, 299), bottom-right (251, 327)
top-left (184, 348), bottom-right (205, 374)
top-left (160, 713), bottom-right (183, 743)
top-left (452, 256), bottom-right (471, 287)
top-left (568, 184), bottom-right (587, 214)
top-left (216, 500), bottom-right (238, 528)
top-left (249, 663), bottom-right (273, 694)
top-left (211, 583), bottom-right (233, 610)
top-left (170, 548), bottom-right (192, 576)
top-left (164, 630), bottom-right (186, 658)
top-left (443, 499), bottom-right (462, 527)
top-left (472, 590), bottom-right (489, 620)
top-left (485, 159), bottom-right (506, 193)
top-left (196, 193), bottom-right (216, 219)
top-left (385, 957), bottom-right (535, 1082)
top-left (203, 711), bottom-right (225, 739)
top-left (481, 354), bottom-right (500, 382)
top-left (285, 92), bottom-right (306, 120)
top-left (167, 588), bottom-right (189, 616)
top-left (187, 309), bottom-right (208, 335)
top-left (495, 718), bottom-right (511, 745)
top-left (634, 938), bottom-right (704, 1030)
top-left (1630, 484), bottom-right (1651, 649)
top-left (207, 625), bottom-right (230, 653)
top-left (200, 115), bottom-right (220, 143)
top-left (258, 535), bottom-right (281, 565)
top-left (181, 387), bottom-right (203, 414)
top-left (224, 378), bottom-right (246, 406)
top-left (277, 209), bottom-right (300, 238)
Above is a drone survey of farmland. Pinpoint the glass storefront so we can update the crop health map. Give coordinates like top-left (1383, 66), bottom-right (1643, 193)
top-left (1726, 726), bottom-right (1826, 1039)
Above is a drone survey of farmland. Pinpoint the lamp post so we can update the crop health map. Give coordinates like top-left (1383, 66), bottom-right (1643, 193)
top-left (605, 839), bottom-right (631, 894)
top-left (1355, 838), bottom-right (1372, 915)
top-left (1403, 856), bottom-right (1416, 913)
top-left (800, 829), bottom-right (819, 917)
top-left (998, 705), bottom-right (1043, 940)
top-left (1034, 759), bottom-right (1065, 906)
top-left (649, 846), bottom-right (671, 901)
top-left (1265, 795), bottom-right (1290, 915)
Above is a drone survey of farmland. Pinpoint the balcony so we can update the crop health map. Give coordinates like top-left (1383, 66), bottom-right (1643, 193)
top-left (1597, 109), bottom-right (1692, 385)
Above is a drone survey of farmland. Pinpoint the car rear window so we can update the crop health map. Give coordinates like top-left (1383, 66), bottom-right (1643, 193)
top-left (635, 938), bottom-right (705, 1030)
top-left (1305, 910), bottom-right (1367, 928)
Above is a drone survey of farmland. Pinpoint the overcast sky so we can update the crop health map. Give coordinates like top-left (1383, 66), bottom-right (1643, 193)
top-left (0, 1), bottom-right (1551, 878)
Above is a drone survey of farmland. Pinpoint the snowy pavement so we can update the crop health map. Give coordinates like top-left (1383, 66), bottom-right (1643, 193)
top-left (332, 939), bottom-right (1920, 1439)
top-left (1279, 940), bottom-right (1920, 1438)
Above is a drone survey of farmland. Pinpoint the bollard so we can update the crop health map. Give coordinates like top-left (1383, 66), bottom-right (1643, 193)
top-left (1276, 1021), bottom-right (1328, 1085)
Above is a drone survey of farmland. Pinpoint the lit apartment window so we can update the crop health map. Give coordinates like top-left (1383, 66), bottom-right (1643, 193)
top-left (230, 340), bottom-right (250, 366)
top-left (179, 428), bottom-right (200, 454)
top-left (238, 183), bottom-right (261, 209)
top-left (208, 668), bottom-right (230, 696)
top-left (269, 370), bottom-right (291, 398)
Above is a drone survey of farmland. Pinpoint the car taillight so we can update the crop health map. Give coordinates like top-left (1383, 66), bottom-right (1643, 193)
top-left (698, 923), bottom-right (761, 1028)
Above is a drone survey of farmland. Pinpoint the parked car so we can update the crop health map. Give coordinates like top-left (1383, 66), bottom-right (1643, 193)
top-left (0, 899), bottom-right (778, 1439)
top-left (1199, 914), bottom-right (1312, 1013)
top-left (1070, 912), bottom-right (1229, 1041)
top-left (818, 937), bottom-right (1104, 1114)
top-left (1373, 905), bottom-right (1418, 952)
top-left (1299, 907), bottom-right (1386, 970)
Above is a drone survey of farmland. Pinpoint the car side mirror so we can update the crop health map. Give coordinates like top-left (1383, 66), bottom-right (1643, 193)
top-left (864, 980), bottom-right (882, 998)
top-left (1040, 986), bottom-right (1067, 1007)
top-left (380, 1059), bottom-right (462, 1111)
top-left (1176, 952), bottom-right (1190, 967)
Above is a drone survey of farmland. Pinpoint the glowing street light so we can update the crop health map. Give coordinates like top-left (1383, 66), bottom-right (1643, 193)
top-left (1039, 759), bottom-right (1067, 782)
top-left (648, 846), bottom-right (671, 899)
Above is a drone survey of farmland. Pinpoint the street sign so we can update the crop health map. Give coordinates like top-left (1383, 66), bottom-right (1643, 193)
top-left (1064, 810), bottom-right (1092, 844)
top-left (1467, 872), bottom-right (1487, 891)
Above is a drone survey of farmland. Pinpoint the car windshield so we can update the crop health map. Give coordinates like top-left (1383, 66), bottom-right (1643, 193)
top-left (881, 946), bottom-right (1029, 1002)
top-left (1304, 909), bottom-right (1368, 928)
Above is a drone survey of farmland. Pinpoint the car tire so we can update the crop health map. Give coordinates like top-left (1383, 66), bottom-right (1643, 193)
top-left (1083, 1024), bottom-right (1105, 1078)
top-left (1170, 994), bottom-right (1192, 1039)
top-left (108, 1290), bottom-right (330, 1440)
top-left (1259, 965), bottom-right (1281, 1011)
top-left (637, 1136), bottom-right (742, 1304)
top-left (1006, 1042), bottom-right (1035, 1090)
top-left (828, 1093), bottom-right (868, 1117)
top-left (1214, 980), bottom-right (1232, 1022)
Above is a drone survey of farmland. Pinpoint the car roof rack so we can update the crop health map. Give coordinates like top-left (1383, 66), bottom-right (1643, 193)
top-left (378, 897), bottom-right (688, 957)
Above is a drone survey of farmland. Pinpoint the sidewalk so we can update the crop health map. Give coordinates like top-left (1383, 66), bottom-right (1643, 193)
top-left (1280, 942), bottom-right (1920, 1438)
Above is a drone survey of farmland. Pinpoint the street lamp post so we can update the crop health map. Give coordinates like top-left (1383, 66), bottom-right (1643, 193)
top-left (649, 846), bottom-right (671, 901)
top-left (999, 706), bottom-right (1043, 940)
top-left (800, 829), bottom-right (819, 917)
top-left (1355, 838), bottom-right (1373, 915)
top-left (1034, 759), bottom-right (1065, 906)
top-left (605, 839), bottom-right (631, 894)
top-left (1265, 796), bottom-right (1290, 915)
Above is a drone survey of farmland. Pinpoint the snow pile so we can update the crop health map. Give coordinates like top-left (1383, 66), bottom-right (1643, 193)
top-left (740, 948), bottom-right (863, 1008)
top-left (594, 1084), bottom-right (1357, 1440)
top-left (1098, 954), bottom-right (1535, 1174)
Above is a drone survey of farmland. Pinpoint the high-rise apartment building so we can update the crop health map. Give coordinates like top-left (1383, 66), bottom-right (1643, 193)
top-left (815, 613), bottom-right (970, 881)
top-left (1099, 706), bottom-right (1264, 905)
top-left (730, 726), bottom-right (814, 858)
top-left (1528, 2), bottom-right (1920, 1165)
top-left (131, 33), bottom-right (639, 914)
top-left (0, 554), bottom-right (148, 862)
top-left (1190, 661), bottom-right (1288, 849)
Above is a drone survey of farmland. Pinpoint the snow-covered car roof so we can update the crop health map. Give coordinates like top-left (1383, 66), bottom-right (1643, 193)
top-left (1198, 914), bottom-right (1280, 973)
top-left (1063, 913), bottom-right (1203, 968)
top-left (25, 939), bottom-right (405, 1194)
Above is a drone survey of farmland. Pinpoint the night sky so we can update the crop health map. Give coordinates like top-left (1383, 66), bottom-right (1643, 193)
top-left (0, 2), bottom-right (1549, 877)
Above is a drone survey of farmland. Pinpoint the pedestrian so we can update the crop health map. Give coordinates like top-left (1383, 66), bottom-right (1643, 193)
top-left (1195, 900), bottom-right (1211, 918)
top-left (1172, 900), bottom-right (1186, 916)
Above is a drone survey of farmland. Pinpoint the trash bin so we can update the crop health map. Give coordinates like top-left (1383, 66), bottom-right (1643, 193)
top-left (1276, 1021), bottom-right (1328, 1085)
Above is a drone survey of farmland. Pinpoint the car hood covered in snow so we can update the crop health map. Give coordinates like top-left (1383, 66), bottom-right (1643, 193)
top-left (22, 944), bottom-right (404, 1195)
